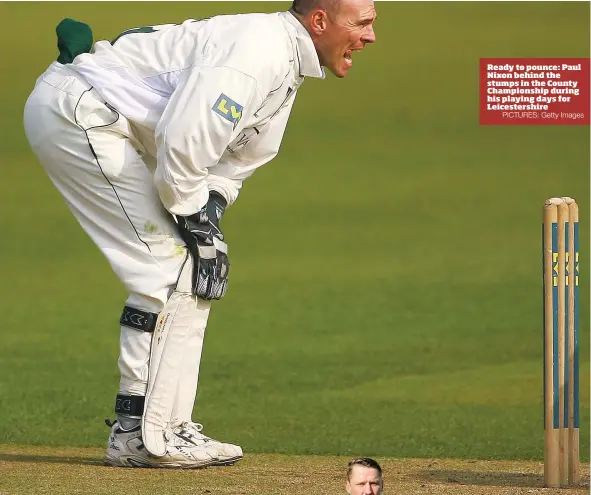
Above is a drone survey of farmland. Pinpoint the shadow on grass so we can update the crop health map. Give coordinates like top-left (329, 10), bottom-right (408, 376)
top-left (0, 453), bottom-right (102, 466)
top-left (417, 469), bottom-right (590, 489)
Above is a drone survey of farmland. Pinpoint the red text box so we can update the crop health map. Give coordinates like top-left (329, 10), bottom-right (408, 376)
top-left (480, 58), bottom-right (590, 125)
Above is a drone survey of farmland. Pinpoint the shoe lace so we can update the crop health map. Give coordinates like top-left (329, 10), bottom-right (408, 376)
top-left (177, 421), bottom-right (211, 441)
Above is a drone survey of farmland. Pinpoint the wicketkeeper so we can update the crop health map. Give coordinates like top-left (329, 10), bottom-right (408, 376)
top-left (23, 0), bottom-right (376, 469)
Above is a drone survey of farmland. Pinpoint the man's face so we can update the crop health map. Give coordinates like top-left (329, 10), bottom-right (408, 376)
top-left (346, 466), bottom-right (382, 495)
top-left (314, 0), bottom-right (377, 78)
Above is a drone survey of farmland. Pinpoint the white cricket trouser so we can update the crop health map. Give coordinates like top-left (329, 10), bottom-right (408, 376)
top-left (23, 62), bottom-right (210, 414)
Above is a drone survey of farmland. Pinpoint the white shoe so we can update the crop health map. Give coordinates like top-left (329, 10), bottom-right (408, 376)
top-left (169, 421), bottom-right (243, 466)
top-left (104, 420), bottom-right (243, 469)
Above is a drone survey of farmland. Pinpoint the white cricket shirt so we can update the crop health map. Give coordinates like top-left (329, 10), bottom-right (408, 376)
top-left (70, 11), bottom-right (325, 215)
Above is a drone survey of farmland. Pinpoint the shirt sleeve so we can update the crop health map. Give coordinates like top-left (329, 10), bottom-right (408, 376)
top-left (153, 65), bottom-right (263, 216)
top-left (206, 96), bottom-right (297, 205)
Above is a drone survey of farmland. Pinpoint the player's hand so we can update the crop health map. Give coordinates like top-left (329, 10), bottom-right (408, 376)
top-left (176, 192), bottom-right (229, 300)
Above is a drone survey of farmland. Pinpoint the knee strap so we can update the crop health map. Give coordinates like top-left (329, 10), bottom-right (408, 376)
top-left (120, 305), bottom-right (158, 333)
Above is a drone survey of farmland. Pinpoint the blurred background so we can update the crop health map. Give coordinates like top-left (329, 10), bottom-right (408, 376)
top-left (0, 2), bottom-right (588, 461)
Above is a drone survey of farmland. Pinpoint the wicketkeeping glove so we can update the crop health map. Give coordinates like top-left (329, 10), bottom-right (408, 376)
top-left (176, 192), bottom-right (229, 300)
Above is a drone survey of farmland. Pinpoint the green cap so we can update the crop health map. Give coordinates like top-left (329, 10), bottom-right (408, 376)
top-left (56, 18), bottom-right (93, 64)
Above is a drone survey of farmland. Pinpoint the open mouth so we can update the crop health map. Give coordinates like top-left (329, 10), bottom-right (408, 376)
top-left (344, 49), bottom-right (353, 67)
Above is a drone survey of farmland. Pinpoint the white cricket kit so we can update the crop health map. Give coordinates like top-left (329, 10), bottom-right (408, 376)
top-left (23, 10), bottom-right (324, 432)
top-left (72, 11), bottom-right (324, 215)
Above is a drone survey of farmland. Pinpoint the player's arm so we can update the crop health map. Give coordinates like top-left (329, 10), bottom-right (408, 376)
top-left (153, 65), bottom-right (263, 300)
top-left (206, 95), bottom-right (297, 200)
top-left (154, 65), bottom-right (263, 216)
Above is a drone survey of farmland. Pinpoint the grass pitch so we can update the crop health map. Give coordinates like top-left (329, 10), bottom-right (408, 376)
top-left (0, 445), bottom-right (589, 494)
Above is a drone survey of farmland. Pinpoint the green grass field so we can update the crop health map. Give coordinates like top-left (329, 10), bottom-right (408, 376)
top-left (0, 0), bottom-right (589, 468)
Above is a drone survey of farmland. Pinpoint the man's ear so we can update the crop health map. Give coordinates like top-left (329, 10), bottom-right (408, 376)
top-left (309, 10), bottom-right (329, 35)
top-left (345, 481), bottom-right (352, 494)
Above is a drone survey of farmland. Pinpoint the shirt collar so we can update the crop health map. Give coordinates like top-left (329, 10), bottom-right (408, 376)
top-left (280, 11), bottom-right (325, 79)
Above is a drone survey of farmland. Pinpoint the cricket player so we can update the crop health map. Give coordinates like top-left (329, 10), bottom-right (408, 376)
top-left (346, 458), bottom-right (384, 495)
top-left (23, 0), bottom-right (376, 469)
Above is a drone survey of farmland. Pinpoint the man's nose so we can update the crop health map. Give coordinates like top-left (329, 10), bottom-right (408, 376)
top-left (362, 25), bottom-right (376, 44)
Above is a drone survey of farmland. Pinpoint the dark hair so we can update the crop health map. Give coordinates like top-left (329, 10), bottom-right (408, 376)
top-left (347, 457), bottom-right (383, 480)
top-left (291, 0), bottom-right (339, 17)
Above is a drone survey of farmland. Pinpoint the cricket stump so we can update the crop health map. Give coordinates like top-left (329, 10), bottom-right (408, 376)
top-left (543, 197), bottom-right (580, 487)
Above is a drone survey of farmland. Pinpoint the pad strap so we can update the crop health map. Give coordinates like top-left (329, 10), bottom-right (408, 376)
top-left (120, 306), bottom-right (158, 332)
top-left (114, 394), bottom-right (145, 417)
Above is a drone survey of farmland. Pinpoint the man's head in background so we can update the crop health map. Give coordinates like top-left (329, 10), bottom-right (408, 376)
top-left (290, 0), bottom-right (376, 78)
top-left (346, 457), bottom-right (383, 495)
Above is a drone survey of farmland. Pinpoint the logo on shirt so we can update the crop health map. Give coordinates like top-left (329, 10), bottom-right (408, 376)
top-left (212, 94), bottom-right (243, 128)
